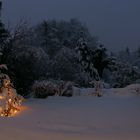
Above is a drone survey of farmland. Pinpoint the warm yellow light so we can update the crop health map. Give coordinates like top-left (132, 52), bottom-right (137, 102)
top-left (14, 110), bottom-right (17, 114)
top-left (0, 79), bottom-right (24, 117)
top-left (0, 96), bottom-right (3, 99)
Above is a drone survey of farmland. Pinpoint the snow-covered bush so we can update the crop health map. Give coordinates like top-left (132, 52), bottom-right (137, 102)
top-left (31, 80), bottom-right (73, 98)
top-left (57, 81), bottom-right (73, 97)
top-left (31, 81), bottom-right (58, 98)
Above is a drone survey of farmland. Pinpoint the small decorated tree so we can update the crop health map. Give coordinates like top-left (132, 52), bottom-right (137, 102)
top-left (0, 64), bottom-right (24, 117)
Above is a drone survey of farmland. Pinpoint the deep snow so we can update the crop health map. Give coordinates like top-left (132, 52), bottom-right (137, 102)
top-left (0, 85), bottom-right (140, 140)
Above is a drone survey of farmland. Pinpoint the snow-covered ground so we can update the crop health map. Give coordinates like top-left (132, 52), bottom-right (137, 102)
top-left (0, 84), bottom-right (140, 140)
top-left (73, 84), bottom-right (140, 97)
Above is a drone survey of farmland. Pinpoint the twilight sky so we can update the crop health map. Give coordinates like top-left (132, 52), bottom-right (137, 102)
top-left (2, 0), bottom-right (140, 51)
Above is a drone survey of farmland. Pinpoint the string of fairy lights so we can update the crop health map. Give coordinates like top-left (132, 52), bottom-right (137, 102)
top-left (0, 79), bottom-right (24, 117)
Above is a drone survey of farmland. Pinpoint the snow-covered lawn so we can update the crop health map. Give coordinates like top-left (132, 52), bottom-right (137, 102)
top-left (0, 85), bottom-right (140, 140)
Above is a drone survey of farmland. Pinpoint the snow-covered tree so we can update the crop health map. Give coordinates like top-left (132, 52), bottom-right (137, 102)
top-left (91, 45), bottom-right (116, 78)
top-left (48, 47), bottom-right (79, 81)
top-left (110, 46), bottom-right (140, 87)
top-left (110, 61), bottom-right (140, 87)
top-left (76, 37), bottom-right (100, 81)
top-left (117, 47), bottom-right (133, 64)
top-left (76, 37), bottom-right (102, 96)
top-left (0, 1), bottom-right (23, 112)
top-left (0, 53), bottom-right (24, 117)
top-left (133, 46), bottom-right (140, 69)
top-left (0, 2), bottom-right (9, 49)
top-left (34, 19), bottom-right (97, 58)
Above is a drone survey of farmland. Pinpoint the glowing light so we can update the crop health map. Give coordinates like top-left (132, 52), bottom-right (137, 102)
top-left (0, 79), bottom-right (24, 117)
top-left (0, 96), bottom-right (3, 99)
top-left (14, 110), bottom-right (17, 113)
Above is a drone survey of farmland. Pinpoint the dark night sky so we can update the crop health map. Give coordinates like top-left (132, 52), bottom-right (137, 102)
top-left (2, 0), bottom-right (140, 51)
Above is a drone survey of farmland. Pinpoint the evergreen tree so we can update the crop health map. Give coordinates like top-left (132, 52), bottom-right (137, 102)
top-left (91, 44), bottom-right (116, 78)
top-left (0, 1), bottom-right (23, 117)
top-left (76, 37), bottom-right (100, 81)
top-left (0, 51), bottom-right (24, 117)
top-left (136, 46), bottom-right (140, 58)
top-left (0, 1), bottom-right (2, 17)
top-left (76, 36), bottom-right (102, 96)
top-left (0, 1), bottom-right (9, 48)
top-left (0, 1), bottom-right (9, 64)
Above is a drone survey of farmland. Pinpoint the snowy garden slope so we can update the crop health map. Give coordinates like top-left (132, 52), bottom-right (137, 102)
top-left (0, 84), bottom-right (140, 140)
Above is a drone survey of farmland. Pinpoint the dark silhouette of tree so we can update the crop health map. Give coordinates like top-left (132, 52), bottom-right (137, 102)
top-left (76, 37), bottom-right (115, 80)
top-left (91, 44), bottom-right (115, 78)
top-left (76, 37), bottom-right (100, 81)
top-left (0, 1), bottom-right (8, 45)
top-left (0, 1), bottom-right (2, 16)
top-left (0, 1), bottom-right (9, 64)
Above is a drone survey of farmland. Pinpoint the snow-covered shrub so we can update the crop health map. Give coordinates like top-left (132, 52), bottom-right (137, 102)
top-left (31, 80), bottom-right (73, 98)
top-left (57, 81), bottom-right (73, 97)
top-left (31, 81), bottom-right (58, 98)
